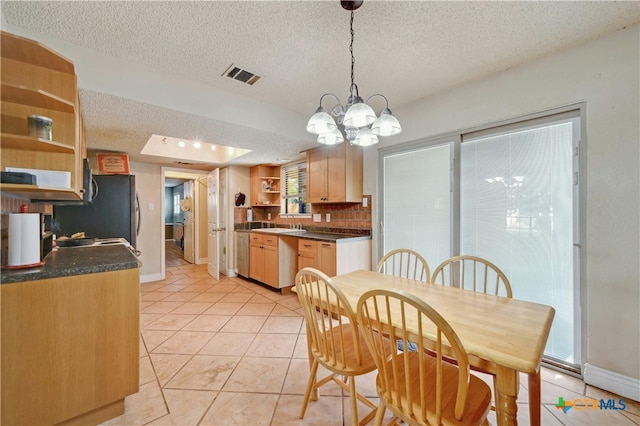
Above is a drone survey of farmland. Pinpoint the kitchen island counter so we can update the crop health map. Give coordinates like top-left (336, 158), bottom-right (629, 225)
top-left (1, 245), bottom-right (141, 284)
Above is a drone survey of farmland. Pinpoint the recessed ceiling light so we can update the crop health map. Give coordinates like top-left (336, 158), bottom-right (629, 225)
top-left (141, 134), bottom-right (252, 164)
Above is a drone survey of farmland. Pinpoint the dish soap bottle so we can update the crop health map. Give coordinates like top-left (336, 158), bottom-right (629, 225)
top-left (247, 207), bottom-right (253, 222)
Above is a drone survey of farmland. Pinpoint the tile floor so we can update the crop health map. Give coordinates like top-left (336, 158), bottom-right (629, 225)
top-left (101, 263), bottom-right (640, 425)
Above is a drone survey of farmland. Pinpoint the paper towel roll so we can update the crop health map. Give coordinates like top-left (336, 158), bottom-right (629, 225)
top-left (8, 213), bottom-right (41, 266)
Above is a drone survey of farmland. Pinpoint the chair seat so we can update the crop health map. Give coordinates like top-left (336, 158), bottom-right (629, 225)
top-left (378, 353), bottom-right (492, 426)
top-left (312, 325), bottom-right (385, 376)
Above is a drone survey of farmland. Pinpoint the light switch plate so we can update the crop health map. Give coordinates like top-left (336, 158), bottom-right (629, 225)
top-left (313, 214), bottom-right (321, 223)
top-left (362, 197), bottom-right (368, 207)
top-left (326, 213), bottom-right (331, 223)
top-left (148, 202), bottom-right (155, 211)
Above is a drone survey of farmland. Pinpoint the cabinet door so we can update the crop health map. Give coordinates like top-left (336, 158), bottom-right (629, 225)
top-left (307, 147), bottom-right (327, 203)
top-left (317, 242), bottom-right (337, 277)
top-left (325, 145), bottom-right (347, 202)
top-left (298, 250), bottom-right (317, 271)
top-left (249, 243), bottom-right (263, 282)
top-left (263, 245), bottom-right (279, 288)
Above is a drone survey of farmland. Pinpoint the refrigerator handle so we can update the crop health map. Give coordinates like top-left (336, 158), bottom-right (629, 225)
top-left (136, 192), bottom-right (141, 237)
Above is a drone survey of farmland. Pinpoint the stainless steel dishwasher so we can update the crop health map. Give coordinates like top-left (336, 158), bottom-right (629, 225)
top-left (236, 231), bottom-right (249, 278)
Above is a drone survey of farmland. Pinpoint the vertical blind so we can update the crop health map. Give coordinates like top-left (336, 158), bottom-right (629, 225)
top-left (283, 161), bottom-right (307, 214)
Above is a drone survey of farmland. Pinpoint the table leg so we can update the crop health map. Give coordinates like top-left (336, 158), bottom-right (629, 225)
top-left (495, 366), bottom-right (519, 426)
top-left (528, 372), bottom-right (541, 426)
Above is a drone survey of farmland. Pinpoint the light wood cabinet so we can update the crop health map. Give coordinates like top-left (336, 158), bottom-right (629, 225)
top-left (250, 164), bottom-right (281, 207)
top-left (1, 268), bottom-right (139, 425)
top-left (306, 143), bottom-right (363, 203)
top-left (297, 239), bottom-right (337, 277)
top-left (250, 232), bottom-right (279, 287)
top-left (0, 31), bottom-right (86, 201)
top-left (298, 237), bottom-right (371, 278)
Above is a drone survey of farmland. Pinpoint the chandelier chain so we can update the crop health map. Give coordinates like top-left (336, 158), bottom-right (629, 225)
top-left (350, 10), bottom-right (355, 91)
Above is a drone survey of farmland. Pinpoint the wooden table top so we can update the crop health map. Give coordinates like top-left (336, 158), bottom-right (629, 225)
top-left (329, 270), bottom-right (555, 374)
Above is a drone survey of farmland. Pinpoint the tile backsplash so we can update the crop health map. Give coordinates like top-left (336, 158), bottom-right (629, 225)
top-left (235, 195), bottom-right (372, 230)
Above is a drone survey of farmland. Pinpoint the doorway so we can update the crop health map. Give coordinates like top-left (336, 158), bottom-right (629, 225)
top-left (161, 168), bottom-right (209, 277)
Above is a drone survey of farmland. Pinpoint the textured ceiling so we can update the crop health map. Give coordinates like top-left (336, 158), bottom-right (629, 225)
top-left (2, 1), bottom-right (639, 170)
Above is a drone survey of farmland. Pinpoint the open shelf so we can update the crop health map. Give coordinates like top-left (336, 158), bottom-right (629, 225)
top-left (1, 83), bottom-right (75, 114)
top-left (1, 133), bottom-right (75, 154)
top-left (0, 184), bottom-right (81, 201)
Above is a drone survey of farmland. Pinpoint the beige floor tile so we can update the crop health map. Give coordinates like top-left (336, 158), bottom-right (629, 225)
top-left (162, 292), bottom-right (200, 302)
top-left (220, 315), bottom-right (268, 333)
top-left (248, 293), bottom-right (277, 303)
top-left (165, 355), bottom-right (240, 391)
top-left (146, 314), bottom-right (198, 331)
top-left (148, 353), bottom-right (193, 386)
top-left (190, 292), bottom-right (227, 303)
top-left (140, 313), bottom-right (164, 328)
top-left (184, 283), bottom-right (217, 293)
top-left (141, 329), bottom-right (177, 352)
top-left (142, 301), bottom-right (185, 314)
top-left (541, 367), bottom-right (586, 394)
top-left (206, 283), bottom-right (238, 293)
top-left (139, 336), bottom-right (148, 357)
top-left (146, 389), bottom-right (217, 425)
top-left (272, 394), bottom-right (344, 425)
top-left (222, 357), bottom-right (290, 393)
top-left (270, 304), bottom-right (303, 317)
top-left (181, 314), bottom-right (232, 332)
top-left (151, 330), bottom-right (215, 354)
top-left (237, 302), bottom-right (276, 316)
top-left (218, 292), bottom-right (255, 303)
top-left (586, 385), bottom-right (640, 416)
top-left (260, 316), bottom-right (304, 334)
top-left (100, 380), bottom-right (168, 425)
top-left (204, 302), bottom-right (245, 315)
top-left (199, 332), bottom-right (257, 356)
top-left (139, 355), bottom-right (156, 385)
top-left (141, 291), bottom-right (174, 302)
top-left (547, 401), bottom-right (637, 425)
top-left (246, 333), bottom-right (298, 358)
top-left (169, 301), bottom-right (214, 315)
top-left (199, 391), bottom-right (280, 426)
top-left (281, 358), bottom-right (313, 395)
top-left (141, 283), bottom-right (165, 292)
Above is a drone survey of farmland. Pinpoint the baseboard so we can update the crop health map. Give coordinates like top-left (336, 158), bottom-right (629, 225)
top-left (583, 363), bottom-right (640, 402)
top-left (196, 257), bottom-right (208, 265)
top-left (140, 272), bottom-right (163, 284)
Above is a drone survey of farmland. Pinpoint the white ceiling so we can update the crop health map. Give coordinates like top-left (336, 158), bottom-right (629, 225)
top-left (2, 1), bottom-right (638, 170)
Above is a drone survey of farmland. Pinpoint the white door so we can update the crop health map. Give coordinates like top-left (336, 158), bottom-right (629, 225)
top-left (183, 180), bottom-right (195, 263)
top-left (207, 169), bottom-right (220, 279)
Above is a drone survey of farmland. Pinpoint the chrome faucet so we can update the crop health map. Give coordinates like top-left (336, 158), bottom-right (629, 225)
top-left (285, 214), bottom-right (295, 228)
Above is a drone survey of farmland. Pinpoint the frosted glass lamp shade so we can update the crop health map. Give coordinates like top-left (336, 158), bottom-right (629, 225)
top-left (371, 108), bottom-right (402, 136)
top-left (352, 127), bottom-right (379, 146)
top-left (317, 128), bottom-right (344, 145)
top-left (343, 98), bottom-right (376, 128)
top-left (306, 108), bottom-right (337, 135)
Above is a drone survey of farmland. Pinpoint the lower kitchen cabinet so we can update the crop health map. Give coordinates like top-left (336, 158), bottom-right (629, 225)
top-left (297, 238), bottom-right (370, 277)
top-left (1, 267), bottom-right (140, 425)
top-left (249, 232), bottom-right (298, 290)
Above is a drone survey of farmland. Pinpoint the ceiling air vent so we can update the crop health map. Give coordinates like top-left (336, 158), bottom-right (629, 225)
top-left (223, 64), bottom-right (261, 85)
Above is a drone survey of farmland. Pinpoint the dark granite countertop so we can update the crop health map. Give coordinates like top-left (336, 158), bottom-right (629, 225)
top-left (235, 224), bottom-right (371, 243)
top-left (1, 245), bottom-right (141, 284)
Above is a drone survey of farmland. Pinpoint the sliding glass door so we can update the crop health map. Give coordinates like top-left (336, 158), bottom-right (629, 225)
top-left (380, 109), bottom-right (581, 367)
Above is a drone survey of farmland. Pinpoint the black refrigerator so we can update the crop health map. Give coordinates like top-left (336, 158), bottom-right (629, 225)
top-left (53, 174), bottom-right (139, 248)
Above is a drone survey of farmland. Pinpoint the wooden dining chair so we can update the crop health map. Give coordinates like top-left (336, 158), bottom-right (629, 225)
top-left (432, 255), bottom-right (544, 424)
top-left (376, 248), bottom-right (431, 282)
top-left (295, 267), bottom-right (389, 426)
top-left (431, 255), bottom-right (512, 297)
top-left (357, 288), bottom-right (492, 426)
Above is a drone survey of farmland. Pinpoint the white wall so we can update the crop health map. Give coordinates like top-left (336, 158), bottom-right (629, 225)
top-left (364, 25), bottom-right (639, 396)
top-left (129, 161), bottom-right (163, 281)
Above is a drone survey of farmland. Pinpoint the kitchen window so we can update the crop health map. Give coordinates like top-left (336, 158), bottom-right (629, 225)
top-left (282, 161), bottom-right (307, 215)
top-left (379, 105), bottom-right (583, 372)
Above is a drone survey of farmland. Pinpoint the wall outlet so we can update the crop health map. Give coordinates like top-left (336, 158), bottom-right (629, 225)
top-left (362, 197), bottom-right (368, 207)
top-left (313, 214), bottom-right (321, 223)
top-left (326, 213), bottom-right (331, 223)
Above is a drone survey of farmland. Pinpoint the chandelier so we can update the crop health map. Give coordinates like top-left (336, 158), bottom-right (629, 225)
top-left (306, 0), bottom-right (402, 147)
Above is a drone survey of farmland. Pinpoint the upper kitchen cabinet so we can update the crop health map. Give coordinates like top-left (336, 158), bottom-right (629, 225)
top-left (250, 164), bottom-right (281, 207)
top-left (306, 143), bottom-right (362, 203)
top-left (0, 31), bottom-right (86, 201)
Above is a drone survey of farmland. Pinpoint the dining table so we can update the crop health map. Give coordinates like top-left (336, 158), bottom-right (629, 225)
top-left (327, 269), bottom-right (555, 426)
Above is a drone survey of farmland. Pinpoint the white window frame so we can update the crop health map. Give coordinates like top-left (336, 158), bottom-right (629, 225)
top-left (280, 160), bottom-right (310, 217)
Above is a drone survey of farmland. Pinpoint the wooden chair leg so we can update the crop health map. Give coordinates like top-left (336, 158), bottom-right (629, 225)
top-left (349, 376), bottom-right (359, 426)
top-left (528, 371), bottom-right (541, 426)
top-left (300, 359), bottom-right (319, 419)
top-left (374, 403), bottom-right (386, 426)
